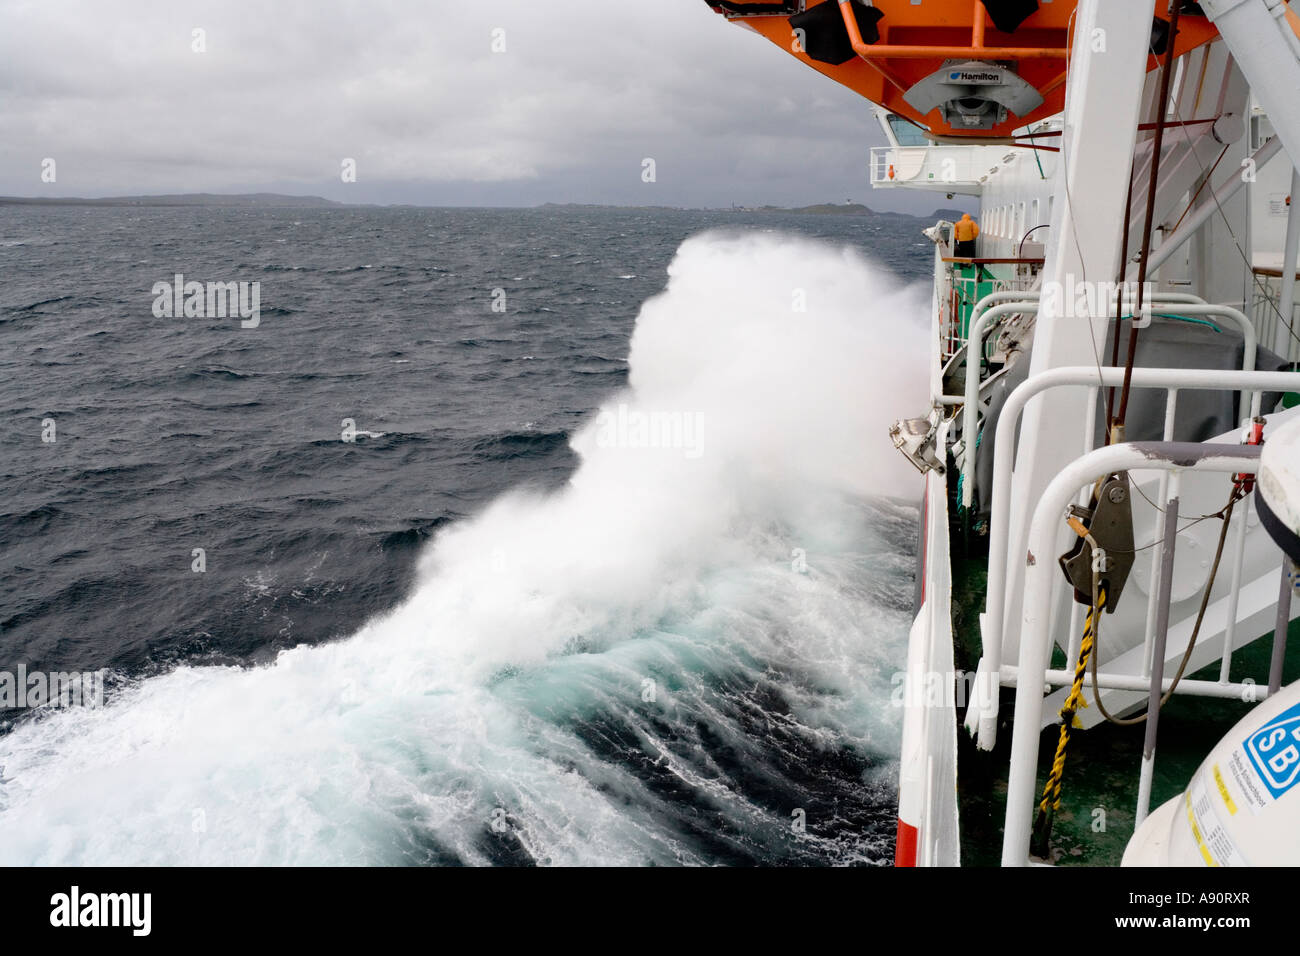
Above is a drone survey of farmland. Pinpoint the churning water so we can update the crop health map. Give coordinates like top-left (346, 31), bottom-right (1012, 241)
top-left (0, 205), bottom-right (929, 864)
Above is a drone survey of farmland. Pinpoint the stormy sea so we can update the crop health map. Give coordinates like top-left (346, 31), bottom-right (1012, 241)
top-left (0, 204), bottom-right (931, 865)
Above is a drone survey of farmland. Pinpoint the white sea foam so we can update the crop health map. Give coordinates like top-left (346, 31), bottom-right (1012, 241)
top-left (0, 231), bottom-right (928, 865)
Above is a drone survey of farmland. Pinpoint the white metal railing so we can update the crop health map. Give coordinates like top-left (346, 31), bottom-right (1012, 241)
top-left (956, 293), bottom-right (1267, 511)
top-left (1251, 278), bottom-right (1300, 363)
top-left (968, 366), bottom-right (1300, 751)
top-left (1000, 440), bottom-right (1278, 866)
top-left (930, 234), bottom-right (952, 406)
top-left (941, 273), bottom-right (1037, 367)
top-left (956, 299), bottom-right (1040, 508)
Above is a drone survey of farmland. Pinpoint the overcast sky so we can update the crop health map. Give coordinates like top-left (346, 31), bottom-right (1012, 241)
top-left (0, 0), bottom-right (956, 212)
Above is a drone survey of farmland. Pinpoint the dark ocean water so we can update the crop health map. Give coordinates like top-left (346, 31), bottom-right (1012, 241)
top-left (0, 205), bottom-right (932, 865)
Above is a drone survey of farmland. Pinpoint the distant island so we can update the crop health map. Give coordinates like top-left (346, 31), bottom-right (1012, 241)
top-left (0, 193), bottom-right (965, 219)
top-left (537, 201), bottom-right (957, 219)
top-left (539, 201), bottom-right (881, 216)
top-left (752, 202), bottom-right (876, 215)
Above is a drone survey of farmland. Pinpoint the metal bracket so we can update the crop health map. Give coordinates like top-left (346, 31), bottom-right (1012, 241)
top-left (1058, 472), bottom-right (1136, 612)
top-left (890, 406), bottom-right (946, 475)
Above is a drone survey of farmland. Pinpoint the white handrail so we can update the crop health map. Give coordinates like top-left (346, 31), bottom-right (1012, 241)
top-left (1001, 440), bottom-right (1263, 866)
top-left (960, 301), bottom-right (1040, 509)
top-left (956, 291), bottom-right (1228, 511)
top-left (968, 290), bottom-right (1206, 329)
top-left (972, 366), bottom-right (1300, 749)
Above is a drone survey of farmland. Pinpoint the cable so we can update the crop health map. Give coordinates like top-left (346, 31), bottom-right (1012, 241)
top-left (1108, 162), bottom-right (1140, 432)
top-left (1017, 224), bottom-right (1050, 258)
top-left (1033, 479), bottom-right (1239, 859)
top-left (1032, 577), bottom-right (1104, 857)
top-left (1116, 1), bottom-right (1183, 430)
top-left (1090, 483), bottom-right (1245, 725)
top-left (1164, 141), bottom-right (1230, 236)
top-left (1159, 55), bottom-right (1300, 354)
top-left (1024, 124), bottom-right (1048, 180)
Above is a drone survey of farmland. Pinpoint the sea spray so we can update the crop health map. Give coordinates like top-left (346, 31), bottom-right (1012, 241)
top-left (0, 231), bottom-right (928, 865)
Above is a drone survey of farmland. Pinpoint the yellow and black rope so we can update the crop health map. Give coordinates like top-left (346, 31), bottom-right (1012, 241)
top-left (1027, 480), bottom-right (1245, 858)
top-left (1031, 582), bottom-right (1107, 859)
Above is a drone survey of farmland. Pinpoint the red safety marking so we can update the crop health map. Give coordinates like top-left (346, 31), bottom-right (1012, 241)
top-left (895, 818), bottom-right (919, 867)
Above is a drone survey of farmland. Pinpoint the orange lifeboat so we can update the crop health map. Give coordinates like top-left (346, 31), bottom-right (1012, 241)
top-left (705, 0), bottom-right (1222, 139)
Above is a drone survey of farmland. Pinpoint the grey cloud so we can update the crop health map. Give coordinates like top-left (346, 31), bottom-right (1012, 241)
top-left (0, 0), bottom-right (954, 212)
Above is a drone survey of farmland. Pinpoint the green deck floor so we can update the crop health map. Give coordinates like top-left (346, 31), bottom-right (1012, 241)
top-left (949, 545), bottom-right (1300, 866)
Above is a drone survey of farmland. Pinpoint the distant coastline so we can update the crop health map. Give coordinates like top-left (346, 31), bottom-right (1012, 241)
top-left (0, 192), bottom-right (959, 219)
top-left (536, 201), bottom-right (947, 219)
top-left (0, 192), bottom-right (344, 208)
